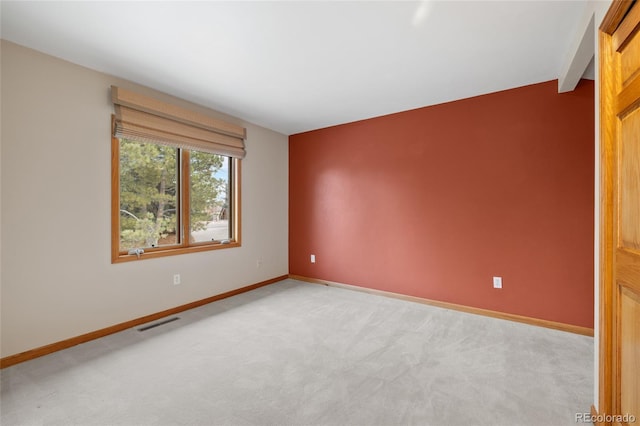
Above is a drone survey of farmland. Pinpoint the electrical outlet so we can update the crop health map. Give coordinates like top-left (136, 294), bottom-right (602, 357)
top-left (493, 276), bottom-right (502, 289)
top-left (173, 274), bottom-right (181, 285)
top-left (256, 258), bottom-right (263, 268)
top-left (310, 254), bottom-right (316, 264)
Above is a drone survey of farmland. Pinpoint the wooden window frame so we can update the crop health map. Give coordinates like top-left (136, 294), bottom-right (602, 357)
top-left (111, 135), bottom-right (242, 263)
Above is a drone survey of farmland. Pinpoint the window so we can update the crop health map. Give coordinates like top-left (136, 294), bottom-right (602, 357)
top-left (111, 86), bottom-right (244, 262)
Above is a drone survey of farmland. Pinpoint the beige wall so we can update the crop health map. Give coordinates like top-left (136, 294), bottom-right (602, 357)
top-left (0, 41), bottom-right (289, 358)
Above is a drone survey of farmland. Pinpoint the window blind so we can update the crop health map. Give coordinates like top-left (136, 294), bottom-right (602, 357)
top-left (111, 86), bottom-right (246, 158)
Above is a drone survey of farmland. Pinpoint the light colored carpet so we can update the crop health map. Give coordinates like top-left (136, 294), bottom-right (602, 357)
top-left (1, 279), bottom-right (593, 426)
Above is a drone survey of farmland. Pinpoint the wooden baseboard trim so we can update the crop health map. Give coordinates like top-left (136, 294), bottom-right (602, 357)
top-left (0, 275), bottom-right (288, 369)
top-left (289, 275), bottom-right (594, 337)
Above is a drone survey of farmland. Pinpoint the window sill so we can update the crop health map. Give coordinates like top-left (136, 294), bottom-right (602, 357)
top-left (112, 241), bottom-right (241, 263)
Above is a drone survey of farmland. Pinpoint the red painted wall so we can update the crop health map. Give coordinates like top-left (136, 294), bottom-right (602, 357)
top-left (289, 79), bottom-right (594, 328)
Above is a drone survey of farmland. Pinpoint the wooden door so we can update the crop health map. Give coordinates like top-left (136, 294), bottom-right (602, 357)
top-left (599, 1), bottom-right (640, 425)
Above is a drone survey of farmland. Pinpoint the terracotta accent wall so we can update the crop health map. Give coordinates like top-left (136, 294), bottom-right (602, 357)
top-left (289, 79), bottom-right (594, 328)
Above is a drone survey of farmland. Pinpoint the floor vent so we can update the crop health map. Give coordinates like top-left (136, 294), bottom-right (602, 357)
top-left (138, 317), bottom-right (180, 332)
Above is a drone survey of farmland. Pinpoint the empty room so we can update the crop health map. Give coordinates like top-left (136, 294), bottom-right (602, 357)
top-left (1, 1), bottom-right (639, 426)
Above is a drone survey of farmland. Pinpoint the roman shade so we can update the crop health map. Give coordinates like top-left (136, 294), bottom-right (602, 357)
top-left (111, 86), bottom-right (246, 158)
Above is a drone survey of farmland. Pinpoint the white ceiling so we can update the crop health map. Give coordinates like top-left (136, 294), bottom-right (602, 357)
top-left (1, 1), bottom-right (593, 135)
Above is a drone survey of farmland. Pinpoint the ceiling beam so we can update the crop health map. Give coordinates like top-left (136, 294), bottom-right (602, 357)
top-left (558, 5), bottom-right (596, 93)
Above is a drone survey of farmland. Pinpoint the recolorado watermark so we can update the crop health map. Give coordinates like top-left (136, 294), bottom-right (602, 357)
top-left (576, 412), bottom-right (636, 423)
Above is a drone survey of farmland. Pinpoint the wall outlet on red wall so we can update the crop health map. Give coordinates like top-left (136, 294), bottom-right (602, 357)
top-left (493, 277), bottom-right (503, 289)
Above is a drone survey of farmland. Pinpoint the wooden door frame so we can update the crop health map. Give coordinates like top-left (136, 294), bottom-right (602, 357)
top-left (598, 0), bottom-right (636, 422)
